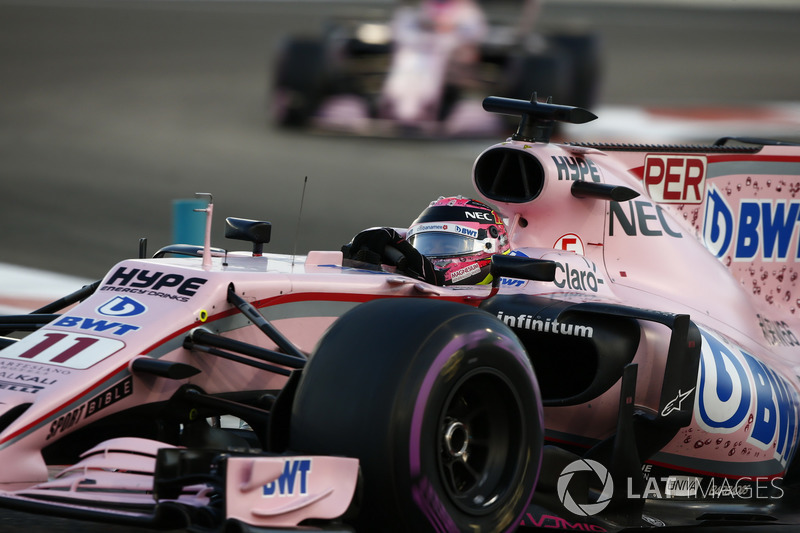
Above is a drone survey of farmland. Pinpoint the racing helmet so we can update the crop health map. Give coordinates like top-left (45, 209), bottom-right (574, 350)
top-left (407, 196), bottom-right (509, 285)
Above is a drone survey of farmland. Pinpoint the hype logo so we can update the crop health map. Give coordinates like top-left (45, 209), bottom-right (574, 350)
top-left (97, 296), bottom-right (147, 317)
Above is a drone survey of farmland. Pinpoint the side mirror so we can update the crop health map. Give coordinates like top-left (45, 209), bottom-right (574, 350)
top-left (225, 217), bottom-right (272, 256)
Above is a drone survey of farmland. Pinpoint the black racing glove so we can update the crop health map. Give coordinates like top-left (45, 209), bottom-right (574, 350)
top-left (342, 227), bottom-right (444, 285)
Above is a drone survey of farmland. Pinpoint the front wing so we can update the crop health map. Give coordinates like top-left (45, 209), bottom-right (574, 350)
top-left (0, 438), bottom-right (359, 532)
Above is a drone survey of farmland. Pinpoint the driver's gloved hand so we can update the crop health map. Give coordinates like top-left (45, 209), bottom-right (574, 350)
top-left (342, 227), bottom-right (395, 266)
top-left (342, 227), bottom-right (443, 285)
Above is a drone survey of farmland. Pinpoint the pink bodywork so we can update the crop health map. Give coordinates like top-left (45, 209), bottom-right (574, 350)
top-left (0, 135), bottom-right (797, 527)
top-left (482, 140), bottom-right (800, 479)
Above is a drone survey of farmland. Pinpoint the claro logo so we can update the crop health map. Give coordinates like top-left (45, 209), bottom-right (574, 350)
top-left (553, 261), bottom-right (605, 292)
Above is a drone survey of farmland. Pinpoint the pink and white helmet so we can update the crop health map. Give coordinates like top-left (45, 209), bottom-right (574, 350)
top-left (407, 196), bottom-right (510, 285)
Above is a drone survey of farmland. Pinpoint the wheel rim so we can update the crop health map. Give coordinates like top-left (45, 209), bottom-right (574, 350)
top-left (437, 367), bottom-right (525, 515)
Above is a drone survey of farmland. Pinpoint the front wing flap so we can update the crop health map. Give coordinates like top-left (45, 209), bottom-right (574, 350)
top-left (0, 438), bottom-right (360, 532)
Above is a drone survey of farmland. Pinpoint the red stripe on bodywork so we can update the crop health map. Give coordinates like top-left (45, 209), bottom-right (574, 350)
top-left (1, 291), bottom-right (477, 446)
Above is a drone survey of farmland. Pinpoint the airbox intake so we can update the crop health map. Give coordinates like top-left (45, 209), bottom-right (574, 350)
top-left (474, 147), bottom-right (545, 203)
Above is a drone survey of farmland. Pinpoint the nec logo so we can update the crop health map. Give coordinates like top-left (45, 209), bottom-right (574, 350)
top-left (465, 211), bottom-right (492, 221)
top-left (644, 155), bottom-right (706, 204)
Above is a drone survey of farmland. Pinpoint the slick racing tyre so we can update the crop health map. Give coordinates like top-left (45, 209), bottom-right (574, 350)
top-left (289, 298), bottom-right (543, 533)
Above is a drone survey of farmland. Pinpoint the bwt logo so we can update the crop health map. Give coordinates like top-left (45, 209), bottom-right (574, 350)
top-left (263, 459), bottom-right (311, 497)
top-left (696, 329), bottom-right (800, 466)
top-left (454, 225), bottom-right (478, 238)
top-left (703, 185), bottom-right (800, 261)
top-left (644, 155), bottom-right (706, 204)
top-left (53, 316), bottom-right (140, 336)
top-left (97, 296), bottom-right (147, 317)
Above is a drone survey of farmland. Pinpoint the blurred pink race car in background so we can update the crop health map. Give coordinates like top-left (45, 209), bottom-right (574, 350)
top-left (270, 0), bottom-right (600, 137)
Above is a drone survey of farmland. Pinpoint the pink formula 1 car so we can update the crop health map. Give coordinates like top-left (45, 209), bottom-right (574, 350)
top-left (1, 96), bottom-right (799, 533)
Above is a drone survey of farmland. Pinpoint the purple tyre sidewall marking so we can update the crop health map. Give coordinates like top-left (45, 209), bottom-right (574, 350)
top-left (408, 326), bottom-right (543, 532)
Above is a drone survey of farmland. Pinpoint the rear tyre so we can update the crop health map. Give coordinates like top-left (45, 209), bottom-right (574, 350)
top-left (289, 298), bottom-right (543, 532)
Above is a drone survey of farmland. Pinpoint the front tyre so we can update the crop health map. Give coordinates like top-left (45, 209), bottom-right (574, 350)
top-left (289, 298), bottom-right (543, 532)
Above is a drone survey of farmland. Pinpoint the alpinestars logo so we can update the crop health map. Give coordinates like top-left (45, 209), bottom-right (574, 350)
top-left (661, 387), bottom-right (695, 417)
top-left (557, 459), bottom-right (614, 516)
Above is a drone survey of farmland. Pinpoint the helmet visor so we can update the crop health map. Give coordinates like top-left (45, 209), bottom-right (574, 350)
top-left (408, 232), bottom-right (483, 257)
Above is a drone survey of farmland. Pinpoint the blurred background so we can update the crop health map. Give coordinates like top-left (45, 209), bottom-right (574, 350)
top-left (1, 0), bottom-right (799, 283)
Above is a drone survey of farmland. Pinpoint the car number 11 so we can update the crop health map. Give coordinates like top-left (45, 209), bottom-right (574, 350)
top-left (1, 330), bottom-right (125, 370)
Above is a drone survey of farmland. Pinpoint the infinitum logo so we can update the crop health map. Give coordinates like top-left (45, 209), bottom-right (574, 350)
top-left (557, 459), bottom-right (614, 516)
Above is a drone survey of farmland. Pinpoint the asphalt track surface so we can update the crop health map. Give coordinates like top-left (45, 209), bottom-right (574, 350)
top-left (1, 1), bottom-right (800, 531)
